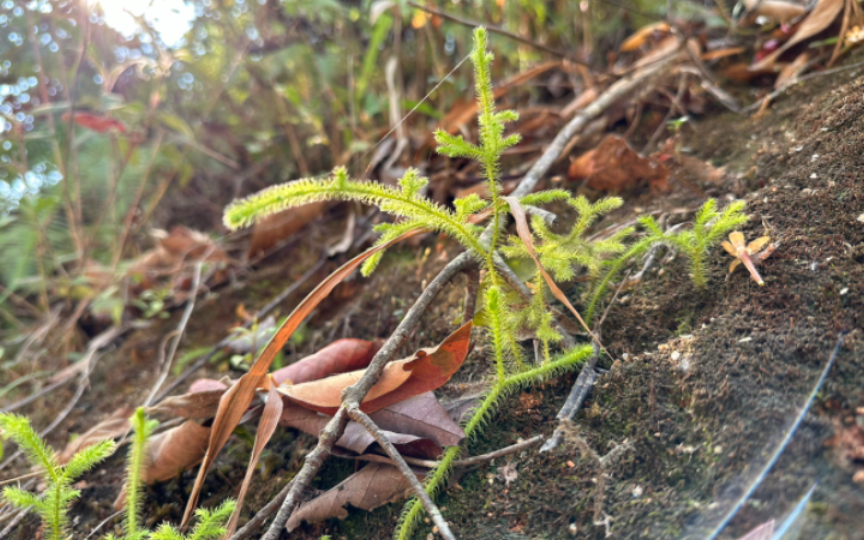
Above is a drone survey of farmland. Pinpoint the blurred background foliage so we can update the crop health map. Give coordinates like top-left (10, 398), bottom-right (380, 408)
top-left (0, 0), bottom-right (668, 331)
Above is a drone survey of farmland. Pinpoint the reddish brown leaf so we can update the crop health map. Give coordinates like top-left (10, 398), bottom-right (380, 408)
top-left (148, 378), bottom-right (233, 420)
top-left (182, 228), bottom-right (425, 525)
top-left (285, 463), bottom-right (423, 531)
top-left (61, 111), bottom-right (126, 133)
top-left (280, 322), bottom-right (472, 415)
top-left (278, 356), bottom-right (416, 411)
top-left (368, 391), bottom-right (464, 448)
top-left (271, 338), bottom-right (382, 385)
top-left (568, 135), bottom-right (669, 192)
top-left (58, 407), bottom-right (134, 465)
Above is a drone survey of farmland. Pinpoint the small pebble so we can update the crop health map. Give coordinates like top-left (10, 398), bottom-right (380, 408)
top-left (810, 173), bottom-right (818, 179)
top-left (714, 445), bottom-right (723, 455)
top-left (671, 351), bottom-right (681, 361)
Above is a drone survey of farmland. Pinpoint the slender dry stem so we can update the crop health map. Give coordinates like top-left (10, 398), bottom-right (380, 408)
top-left (349, 409), bottom-right (456, 540)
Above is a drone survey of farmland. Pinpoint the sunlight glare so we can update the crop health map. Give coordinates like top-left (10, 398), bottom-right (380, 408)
top-left (95, 0), bottom-right (195, 47)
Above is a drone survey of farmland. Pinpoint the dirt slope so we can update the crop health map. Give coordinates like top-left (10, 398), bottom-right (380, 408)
top-left (2, 64), bottom-right (862, 540)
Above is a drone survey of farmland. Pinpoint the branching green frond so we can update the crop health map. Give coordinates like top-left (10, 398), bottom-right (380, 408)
top-left (694, 198), bottom-right (718, 229)
top-left (453, 194), bottom-right (488, 219)
top-left (395, 345), bottom-right (588, 540)
top-left (0, 413), bottom-right (114, 540)
top-left (150, 525), bottom-right (184, 540)
top-left (224, 167), bottom-right (487, 274)
top-left (485, 286), bottom-right (508, 382)
top-left (704, 199), bottom-right (747, 245)
top-left (519, 189), bottom-right (571, 206)
top-left (642, 199), bottom-right (748, 288)
top-left (503, 195), bottom-right (629, 285)
top-left (2, 487), bottom-right (44, 511)
top-left (0, 413), bottom-right (58, 480)
top-left (187, 500), bottom-right (237, 540)
top-left (64, 439), bottom-right (115, 480)
top-left (434, 130), bottom-right (483, 160)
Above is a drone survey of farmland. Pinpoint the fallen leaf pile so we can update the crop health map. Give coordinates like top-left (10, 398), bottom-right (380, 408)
top-left (71, 321), bottom-right (473, 529)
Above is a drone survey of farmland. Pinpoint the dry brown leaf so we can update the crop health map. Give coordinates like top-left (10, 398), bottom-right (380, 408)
top-left (279, 391), bottom-right (463, 455)
top-left (286, 462), bottom-right (423, 531)
top-left (277, 322), bottom-right (473, 415)
top-left (247, 201), bottom-right (328, 258)
top-left (656, 139), bottom-right (727, 186)
top-left (115, 420), bottom-right (211, 510)
top-left (368, 391), bottom-right (464, 448)
top-left (271, 338), bottom-right (382, 385)
top-left (225, 382), bottom-right (284, 536)
top-left (58, 407), bottom-right (134, 465)
top-left (182, 228), bottom-right (426, 525)
top-left (278, 357), bottom-right (416, 410)
top-left (128, 226), bottom-right (229, 291)
top-left (146, 377), bottom-right (235, 420)
top-left (568, 135), bottom-right (669, 192)
top-left (752, 0), bottom-right (845, 70)
top-left (620, 22), bottom-right (671, 52)
top-left (700, 47), bottom-right (747, 61)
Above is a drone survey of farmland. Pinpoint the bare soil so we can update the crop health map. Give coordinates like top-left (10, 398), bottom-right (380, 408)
top-left (1, 62), bottom-right (862, 540)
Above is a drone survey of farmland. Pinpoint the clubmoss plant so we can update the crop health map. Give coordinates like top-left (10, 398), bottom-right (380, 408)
top-left (222, 26), bottom-right (749, 540)
top-left (106, 408), bottom-right (236, 540)
top-left (0, 413), bottom-right (115, 540)
top-left (643, 198), bottom-right (747, 289)
top-left (585, 199), bottom-right (748, 323)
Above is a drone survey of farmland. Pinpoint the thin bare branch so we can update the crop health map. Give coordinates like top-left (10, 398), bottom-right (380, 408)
top-left (262, 254), bottom-right (475, 539)
top-left (348, 409), bottom-right (456, 540)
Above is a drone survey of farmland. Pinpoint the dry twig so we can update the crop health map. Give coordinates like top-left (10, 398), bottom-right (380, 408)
top-left (349, 409), bottom-right (456, 540)
top-left (261, 255), bottom-right (477, 539)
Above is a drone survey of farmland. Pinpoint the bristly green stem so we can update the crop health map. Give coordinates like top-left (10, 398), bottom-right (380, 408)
top-left (395, 344), bottom-right (592, 540)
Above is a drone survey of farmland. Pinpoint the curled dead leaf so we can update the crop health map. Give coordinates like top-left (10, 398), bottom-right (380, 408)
top-left (286, 462), bottom-right (423, 531)
top-left (569, 135), bottom-right (669, 192)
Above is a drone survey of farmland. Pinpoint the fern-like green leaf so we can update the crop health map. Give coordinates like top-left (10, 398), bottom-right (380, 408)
top-left (64, 439), bottom-right (115, 481)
